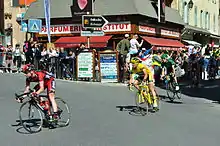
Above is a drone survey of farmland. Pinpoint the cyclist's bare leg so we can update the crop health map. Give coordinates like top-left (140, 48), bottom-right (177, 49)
top-left (148, 82), bottom-right (158, 108)
top-left (48, 92), bottom-right (58, 113)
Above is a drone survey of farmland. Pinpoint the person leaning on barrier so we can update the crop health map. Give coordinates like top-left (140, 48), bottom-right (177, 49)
top-left (116, 34), bottom-right (131, 83)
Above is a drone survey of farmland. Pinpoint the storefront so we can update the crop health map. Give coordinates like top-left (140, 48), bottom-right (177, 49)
top-left (23, 0), bottom-right (186, 82)
top-left (138, 23), bottom-right (185, 51)
top-left (24, 0), bottom-right (185, 50)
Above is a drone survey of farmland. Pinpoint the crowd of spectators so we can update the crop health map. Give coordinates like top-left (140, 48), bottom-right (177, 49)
top-left (1, 36), bottom-right (220, 86)
top-left (0, 40), bottom-right (92, 80)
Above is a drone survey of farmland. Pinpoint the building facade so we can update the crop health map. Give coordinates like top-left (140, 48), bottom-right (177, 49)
top-left (170, 0), bottom-right (220, 45)
top-left (0, 0), bottom-right (4, 44)
top-left (3, 0), bottom-right (26, 47)
top-left (24, 0), bottom-right (186, 51)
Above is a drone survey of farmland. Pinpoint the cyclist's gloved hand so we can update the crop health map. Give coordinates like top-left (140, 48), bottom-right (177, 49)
top-left (31, 92), bottom-right (39, 97)
top-left (142, 80), bottom-right (147, 85)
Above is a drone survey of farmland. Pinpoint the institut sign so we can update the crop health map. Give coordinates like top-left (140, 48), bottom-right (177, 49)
top-left (40, 22), bottom-right (131, 35)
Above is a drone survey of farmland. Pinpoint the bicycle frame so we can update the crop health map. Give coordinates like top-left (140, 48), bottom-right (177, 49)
top-left (15, 91), bottom-right (51, 117)
top-left (130, 83), bottom-right (153, 105)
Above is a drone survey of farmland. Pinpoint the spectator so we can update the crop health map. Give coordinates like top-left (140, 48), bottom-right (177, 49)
top-left (75, 43), bottom-right (88, 56)
top-left (5, 45), bottom-right (13, 73)
top-left (33, 43), bottom-right (42, 69)
top-left (116, 34), bottom-right (130, 83)
top-left (138, 47), bottom-right (152, 60)
top-left (48, 47), bottom-right (58, 58)
top-left (0, 44), bottom-right (4, 71)
top-left (13, 44), bottom-right (22, 72)
top-left (129, 34), bottom-right (143, 57)
top-left (24, 41), bottom-right (34, 64)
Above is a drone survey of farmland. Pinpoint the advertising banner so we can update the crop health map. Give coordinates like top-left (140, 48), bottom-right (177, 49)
top-left (71, 0), bottom-right (93, 16)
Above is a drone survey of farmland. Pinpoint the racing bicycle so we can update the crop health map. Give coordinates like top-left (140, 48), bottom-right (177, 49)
top-left (163, 74), bottom-right (182, 102)
top-left (129, 82), bottom-right (160, 116)
top-left (15, 89), bottom-right (70, 133)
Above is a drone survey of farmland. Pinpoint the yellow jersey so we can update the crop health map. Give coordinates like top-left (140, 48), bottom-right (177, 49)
top-left (131, 63), bottom-right (152, 75)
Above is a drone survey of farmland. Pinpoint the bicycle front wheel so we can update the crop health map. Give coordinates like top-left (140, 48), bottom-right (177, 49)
top-left (135, 92), bottom-right (148, 116)
top-left (55, 97), bottom-right (70, 127)
top-left (19, 101), bottom-right (43, 133)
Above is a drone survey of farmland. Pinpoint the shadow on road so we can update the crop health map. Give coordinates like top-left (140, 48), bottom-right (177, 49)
top-left (116, 105), bottom-right (144, 116)
top-left (116, 105), bottom-right (157, 116)
top-left (11, 119), bottom-right (31, 134)
top-left (179, 79), bottom-right (220, 103)
top-left (159, 95), bottom-right (183, 104)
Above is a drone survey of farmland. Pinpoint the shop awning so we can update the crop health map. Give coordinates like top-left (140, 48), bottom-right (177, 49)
top-left (143, 36), bottom-right (185, 48)
top-left (182, 40), bottom-right (201, 46)
top-left (55, 36), bottom-right (112, 48)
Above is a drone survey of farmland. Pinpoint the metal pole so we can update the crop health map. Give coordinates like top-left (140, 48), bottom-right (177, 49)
top-left (87, 36), bottom-right (90, 48)
top-left (25, 0), bottom-right (28, 41)
top-left (158, 0), bottom-right (161, 23)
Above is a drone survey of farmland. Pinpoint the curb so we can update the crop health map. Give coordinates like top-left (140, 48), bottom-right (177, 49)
top-left (56, 79), bottom-right (127, 87)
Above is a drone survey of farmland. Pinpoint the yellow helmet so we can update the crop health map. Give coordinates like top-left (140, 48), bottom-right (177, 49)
top-left (130, 57), bottom-right (141, 64)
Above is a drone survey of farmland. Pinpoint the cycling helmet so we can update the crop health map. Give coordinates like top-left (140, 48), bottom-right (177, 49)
top-left (161, 54), bottom-right (169, 59)
top-left (130, 57), bottom-right (141, 64)
top-left (22, 64), bottom-right (34, 73)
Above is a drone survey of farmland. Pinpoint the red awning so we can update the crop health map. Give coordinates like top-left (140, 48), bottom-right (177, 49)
top-left (55, 36), bottom-right (112, 48)
top-left (142, 36), bottom-right (185, 48)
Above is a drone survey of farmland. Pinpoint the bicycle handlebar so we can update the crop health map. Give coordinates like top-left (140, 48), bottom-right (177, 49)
top-left (15, 89), bottom-right (34, 99)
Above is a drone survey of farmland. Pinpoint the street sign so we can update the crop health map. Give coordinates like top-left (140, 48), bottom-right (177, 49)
top-left (82, 15), bottom-right (108, 29)
top-left (81, 30), bottom-right (105, 36)
top-left (28, 19), bottom-right (42, 33)
top-left (21, 21), bottom-right (28, 32)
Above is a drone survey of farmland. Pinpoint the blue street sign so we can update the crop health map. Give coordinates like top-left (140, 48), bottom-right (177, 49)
top-left (21, 21), bottom-right (28, 32)
top-left (81, 31), bottom-right (105, 36)
top-left (28, 19), bottom-right (42, 33)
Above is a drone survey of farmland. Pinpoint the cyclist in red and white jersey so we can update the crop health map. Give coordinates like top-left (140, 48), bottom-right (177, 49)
top-left (19, 64), bottom-right (59, 121)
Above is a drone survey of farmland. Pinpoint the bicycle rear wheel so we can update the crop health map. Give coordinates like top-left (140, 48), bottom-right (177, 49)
top-left (19, 101), bottom-right (43, 133)
top-left (54, 97), bottom-right (70, 127)
top-left (166, 82), bottom-right (175, 102)
top-left (135, 92), bottom-right (148, 116)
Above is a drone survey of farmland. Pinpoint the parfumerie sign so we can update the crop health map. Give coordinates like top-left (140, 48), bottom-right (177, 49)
top-left (139, 25), bottom-right (180, 38)
top-left (161, 29), bottom-right (180, 38)
top-left (139, 25), bottom-right (156, 34)
top-left (40, 22), bottom-right (131, 34)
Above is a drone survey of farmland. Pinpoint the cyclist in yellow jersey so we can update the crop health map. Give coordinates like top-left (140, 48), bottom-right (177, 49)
top-left (129, 57), bottom-right (158, 109)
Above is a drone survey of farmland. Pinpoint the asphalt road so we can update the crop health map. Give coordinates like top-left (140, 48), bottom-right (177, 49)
top-left (0, 73), bottom-right (220, 146)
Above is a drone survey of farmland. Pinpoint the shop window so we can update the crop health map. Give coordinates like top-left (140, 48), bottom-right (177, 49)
top-left (181, 0), bottom-right (185, 18)
top-left (11, 0), bottom-right (20, 7)
top-left (200, 10), bottom-right (203, 28)
top-left (208, 13), bottom-right (210, 30)
top-left (213, 14), bottom-right (216, 32)
top-left (205, 12), bottom-right (208, 29)
top-left (194, 6), bottom-right (197, 26)
top-left (183, 2), bottom-right (189, 23)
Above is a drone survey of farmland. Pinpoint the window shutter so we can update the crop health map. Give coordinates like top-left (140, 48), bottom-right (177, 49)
top-left (12, 0), bottom-right (20, 7)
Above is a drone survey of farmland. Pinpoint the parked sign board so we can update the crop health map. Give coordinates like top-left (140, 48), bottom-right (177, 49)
top-left (99, 52), bottom-right (118, 83)
top-left (77, 52), bottom-right (94, 78)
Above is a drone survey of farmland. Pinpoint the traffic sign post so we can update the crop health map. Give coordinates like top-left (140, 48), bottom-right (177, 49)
top-left (82, 15), bottom-right (108, 29)
top-left (28, 19), bottom-right (42, 33)
top-left (82, 15), bottom-right (108, 48)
